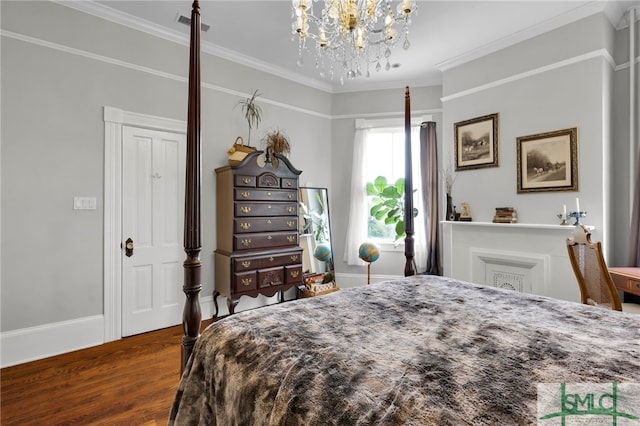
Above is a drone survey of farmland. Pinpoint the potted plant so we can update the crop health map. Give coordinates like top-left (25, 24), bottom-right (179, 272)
top-left (236, 89), bottom-right (262, 146)
top-left (262, 129), bottom-right (291, 167)
top-left (366, 176), bottom-right (418, 242)
top-left (263, 129), bottom-right (290, 154)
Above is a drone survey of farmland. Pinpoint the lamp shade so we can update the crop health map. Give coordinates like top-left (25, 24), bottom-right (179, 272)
top-left (358, 242), bottom-right (380, 263)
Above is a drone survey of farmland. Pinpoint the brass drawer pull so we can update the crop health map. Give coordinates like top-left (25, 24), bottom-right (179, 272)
top-left (242, 278), bottom-right (252, 286)
top-left (287, 221), bottom-right (295, 228)
top-left (242, 177), bottom-right (251, 184)
top-left (287, 207), bottom-right (294, 213)
top-left (291, 270), bottom-right (300, 278)
top-left (286, 181), bottom-right (292, 187)
top-left (287, 236), bottom-right (295, 243)
top-left (241, 239), bottom-right (251, 246)
top-left (267, 192), bottom-right (272, 196)
top-left (267, 219), bottom-right (272, 224)
top-left (288, 193), bottom-right (293, 199)
top-left (291, 255), bottom-right (299, 261)
top-left (241, 261), bottom-right (251, 268)
top-left (267, 205), bottom-right (272, 209)
top-left (241, 191), bottom-right (250, 198)
top-left (267, 235), bottom-right (273, 240)
top-left (240, 222), bottom-right (251, 230)
top-left (269, 257), bottom-right (274, 262)
top-left (241, 206), bottom-right (251, 213)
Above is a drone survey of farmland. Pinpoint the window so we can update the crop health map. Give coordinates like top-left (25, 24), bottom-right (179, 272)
top-left (365, 127), bottom-right (421, 241)
top-left (344, 116), bottom-right (429, 266)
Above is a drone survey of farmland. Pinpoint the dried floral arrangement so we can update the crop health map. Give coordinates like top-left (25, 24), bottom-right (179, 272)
top-left (262, 129), bottom-right (291, 156)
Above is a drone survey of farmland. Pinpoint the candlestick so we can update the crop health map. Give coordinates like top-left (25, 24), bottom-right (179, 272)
top-left (576, 197), bottom-right (580, 213)
top-left (563, 205), bottom-right (566, 216)
top-left (557, 213), bottom-right (568, 225)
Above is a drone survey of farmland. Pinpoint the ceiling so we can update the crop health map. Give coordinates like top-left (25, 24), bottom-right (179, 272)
top-left (67, 1), bottom-right (639, 93)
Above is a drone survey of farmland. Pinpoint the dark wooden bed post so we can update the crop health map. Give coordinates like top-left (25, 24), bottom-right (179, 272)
top-left (181, 0), bottom-right (202, 371)
top-left (404, 86), bottom-right (416, 277)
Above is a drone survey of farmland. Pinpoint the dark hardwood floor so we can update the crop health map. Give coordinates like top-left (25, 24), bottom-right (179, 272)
top-left (1, 319), bottom-right (213, 425)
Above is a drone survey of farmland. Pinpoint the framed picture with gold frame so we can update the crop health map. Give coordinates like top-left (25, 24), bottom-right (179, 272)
top-left (516, 127), bottom-right (578, 193)
top-left (454, 113), bottom-right (499, 171)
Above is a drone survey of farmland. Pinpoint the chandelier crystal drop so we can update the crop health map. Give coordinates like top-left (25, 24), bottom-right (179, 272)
top-left (292, 0), bottom-right (416, 83)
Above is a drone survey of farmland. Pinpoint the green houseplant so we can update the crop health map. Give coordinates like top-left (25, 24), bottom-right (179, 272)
top-left (366, 176), bottom-right (418, 242)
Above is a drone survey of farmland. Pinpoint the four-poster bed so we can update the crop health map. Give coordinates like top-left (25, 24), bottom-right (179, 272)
top-left (175, 2), bottom-right (640, 423)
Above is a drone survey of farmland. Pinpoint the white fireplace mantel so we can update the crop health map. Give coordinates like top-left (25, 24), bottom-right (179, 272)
top-left (441, 221), bottom-right (592, 302)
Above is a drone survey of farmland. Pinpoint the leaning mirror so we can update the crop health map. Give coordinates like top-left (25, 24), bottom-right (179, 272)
top-left (298, 187), bottom-right (334, 279)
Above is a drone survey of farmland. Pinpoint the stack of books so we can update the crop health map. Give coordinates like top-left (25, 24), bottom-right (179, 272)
top-left (493, 207), bottom-right (517, 223)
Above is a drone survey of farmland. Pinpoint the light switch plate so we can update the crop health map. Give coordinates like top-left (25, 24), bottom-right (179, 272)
top-left (74, 196), bottom-right (97, 210)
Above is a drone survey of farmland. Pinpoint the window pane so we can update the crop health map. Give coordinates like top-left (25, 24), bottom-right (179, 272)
top-left (365, 127), bottom-right (420, 241)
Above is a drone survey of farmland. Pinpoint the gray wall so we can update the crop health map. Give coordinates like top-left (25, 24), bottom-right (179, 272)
top-left (439, 13), bottom-right (636, 267)
top-left (1, 1), bottom-right (331, 333)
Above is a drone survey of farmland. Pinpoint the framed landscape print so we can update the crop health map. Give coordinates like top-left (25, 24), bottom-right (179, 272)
top-left (516, 127), bottom-right (578, 193)
top-left (454, 113), bottom-right (499, 171)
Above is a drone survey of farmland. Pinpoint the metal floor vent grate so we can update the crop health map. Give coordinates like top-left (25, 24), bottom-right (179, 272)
top-left (177, 14), bottom-right (210, 32)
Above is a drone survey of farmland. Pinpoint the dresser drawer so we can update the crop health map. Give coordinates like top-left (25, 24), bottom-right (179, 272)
top-left (261, 251), bottom-right (302, 270)
top-left (235, 188), bottom-right (297, 202)
top-left (234, 217), bottom-right (298, 234)
top-left (285, 265), bottom-right (303, 285)
top-left (257, 173), bottom-right (280, 188)
top-left (235, 202), bottom-right (297, 217)
top-left (233, 250), bottom-right (303, 273)
top-left (232, 270), bottom-right (257, 293)
top-left (611, 274), bottom-right (640, 291)
top-left (234, 231), bottom-right (298, 251)
top-left (235, 175), bottom-right (256, 187)
top-left (611, 273), bottom-right (629, 291)
top-left (258, 267), bottom-right (284, 288)
top-left (281, 178), bottom-right (298, 189)
top-left (626, 278), bottom-right (640, 295)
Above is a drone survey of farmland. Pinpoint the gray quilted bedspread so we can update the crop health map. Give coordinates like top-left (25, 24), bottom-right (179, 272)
top-left (169, 275), bottom-right (640, 425)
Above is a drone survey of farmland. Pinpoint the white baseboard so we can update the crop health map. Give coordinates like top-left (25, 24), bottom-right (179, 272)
top-left (1, 315), bottom-right (105, 368)
top-left (1, 296), bottom-right (215, 368)
top-left (334, 272), bottom-right (403, 288)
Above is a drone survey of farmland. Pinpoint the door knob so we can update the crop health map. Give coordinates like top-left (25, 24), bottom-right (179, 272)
top-left (125, 238), bottom-right (134, 257)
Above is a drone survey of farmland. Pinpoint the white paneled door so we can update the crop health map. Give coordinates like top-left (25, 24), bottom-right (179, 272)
top-left (122, 126), bottom-right (186, 336)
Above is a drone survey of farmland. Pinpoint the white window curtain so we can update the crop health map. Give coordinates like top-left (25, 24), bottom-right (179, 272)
top-left (344, 127), bottom-right (370, 265)
top-left (344, 118), bottom-right (427, 269)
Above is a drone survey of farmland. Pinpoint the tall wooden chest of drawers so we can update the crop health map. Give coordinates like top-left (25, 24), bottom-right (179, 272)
top-left (214, 151), bottom-right (303, 315)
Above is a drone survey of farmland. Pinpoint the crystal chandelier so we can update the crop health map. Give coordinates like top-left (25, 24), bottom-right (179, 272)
top-left (292, 0), bottom-right (417, 83)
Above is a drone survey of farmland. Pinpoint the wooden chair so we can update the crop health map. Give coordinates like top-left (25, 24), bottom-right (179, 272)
top-left (567, 225), bottom-right (640, 314)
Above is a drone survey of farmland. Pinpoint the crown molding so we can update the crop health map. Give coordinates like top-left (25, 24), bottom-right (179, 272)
top-left (53, 0), bottom-right (334, 93)
top-left (441, 49), bottom-right (616, 103)
top-left (437, 1), bottom-right (610, 72)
